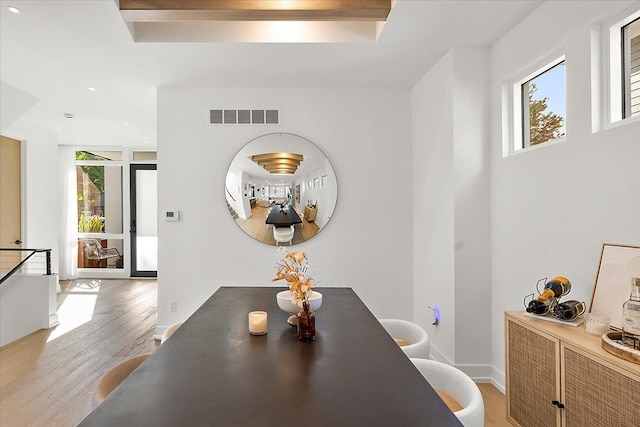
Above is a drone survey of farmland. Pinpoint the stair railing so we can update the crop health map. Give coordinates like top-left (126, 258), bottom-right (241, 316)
top-left (225, 186), bottom-right (236, 202)
top-left (0, 248), bottom-right (52, 286)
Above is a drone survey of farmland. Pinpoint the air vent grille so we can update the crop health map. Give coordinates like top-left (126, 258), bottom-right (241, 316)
top-left (209, 109), bottom-right (280, 125)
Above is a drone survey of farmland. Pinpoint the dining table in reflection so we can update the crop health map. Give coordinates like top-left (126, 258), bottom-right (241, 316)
top-left (78, 287), bottom-right (462, 427)
top-left (265, 204), bottom-right (302, 227)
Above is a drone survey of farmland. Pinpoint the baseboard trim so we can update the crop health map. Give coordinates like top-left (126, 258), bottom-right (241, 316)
top-left (155, 325), bottom-right (169, 341)
top-left (428, 344), bottom-right (494, 382)
top-left (492, 366), bottom-right (506, 393)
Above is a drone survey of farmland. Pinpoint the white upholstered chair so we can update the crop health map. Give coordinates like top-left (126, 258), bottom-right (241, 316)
top-left (295, 208), bottom-right (304, 228)
top-left (160, 321), bottom-right (183, 344)
top-left (92, 354), bottom-right (150, 409)
top-left (265, 208), bottom-right (273, 229)
top-left (378, 318), bottom-right (430, 359)
top-left (273, 225), bottom-right (294, 245)
top-left (410, 358), bottom-right (484, 427)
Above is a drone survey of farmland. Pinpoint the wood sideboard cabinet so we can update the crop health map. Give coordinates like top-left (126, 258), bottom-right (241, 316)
top-left (505, 311), bottom-right (640, 427)
top-left (304, 206), bottom-right (317, 222)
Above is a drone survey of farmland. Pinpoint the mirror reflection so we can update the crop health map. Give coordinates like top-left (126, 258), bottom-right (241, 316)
top-left (225, 133), bottom-right (337, 245)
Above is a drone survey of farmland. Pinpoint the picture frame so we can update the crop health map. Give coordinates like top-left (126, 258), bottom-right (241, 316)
top-left (589, 243), bottom-right (640, 330)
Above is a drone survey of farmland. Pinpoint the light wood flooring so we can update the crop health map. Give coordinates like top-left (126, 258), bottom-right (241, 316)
top-left (0, 279), bottom-right (158, 427)
top-left (0, 279), bottom-right (511, 427)
top-left (236, 205), bottom-right (320, 246)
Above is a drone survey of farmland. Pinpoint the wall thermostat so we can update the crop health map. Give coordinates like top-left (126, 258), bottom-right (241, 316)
top-left (163, 210), bottom-right (180, 221)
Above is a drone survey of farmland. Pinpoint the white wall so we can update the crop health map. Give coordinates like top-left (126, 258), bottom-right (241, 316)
top-left (299, 160), bottom-right (335, 228)
top-left (452, 48), bottom-right (492, 375)
top-left (412, 51), bottom-right (456, 362)
top-left (157, 88), bottom-right (413, 331)
top-left (411, 48), bottom-right (492, 377)
top-left (490, 0), bottom-right (640, 388)
top-left (0, 274), bottom-right (58, 347)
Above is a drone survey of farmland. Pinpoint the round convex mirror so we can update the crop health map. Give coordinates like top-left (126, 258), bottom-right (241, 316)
top-left (225, 133), bottom-right (337, 245)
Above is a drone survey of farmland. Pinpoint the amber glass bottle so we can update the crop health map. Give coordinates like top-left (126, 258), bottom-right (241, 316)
top-left (297, 300), bottom-right (316, 342)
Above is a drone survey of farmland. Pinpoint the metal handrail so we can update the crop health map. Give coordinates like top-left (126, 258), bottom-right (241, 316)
top-left (0, 248), bottom-right (52, 285)
top-left (225, 186), bottom-right (236, 202)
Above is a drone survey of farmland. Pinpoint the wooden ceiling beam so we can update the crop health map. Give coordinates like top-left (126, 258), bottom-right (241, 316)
top-left (120, 0), bottom-right (392, 22)
top-left (252, 153), bottom-right (304, 162)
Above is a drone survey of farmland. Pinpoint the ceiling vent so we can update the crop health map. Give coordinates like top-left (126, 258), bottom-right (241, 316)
top-left (210, 109), bottom-right (280, 125)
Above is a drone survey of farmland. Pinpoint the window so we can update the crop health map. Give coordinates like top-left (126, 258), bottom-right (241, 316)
top-left (272, 186), bottom-right (285, 197)
top-left (623, 17), bottom-right (640, 118)
top-left (313, 177), bottom-right (320, 189)
top-left (606, 7), bottom-right (640, 124)
top-left (514, 57), bottom-right (566, 151)
top-left (76, 150), bottom-right (124, 269)
top-left (321, 175), bottom-right (328, 188)
top-left (308, 179), bottom-right (313, 189)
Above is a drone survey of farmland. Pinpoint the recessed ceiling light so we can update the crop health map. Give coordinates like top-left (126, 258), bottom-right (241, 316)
top-left (8, 6), bottom-right (21, 14)
top-left (143, 141), bottom-right (148, 144)
top-left (88, 87), bottom-right (97, 91)
top-left (123, 122), bottom-right (129, 125)
top-left (64, 113), bottom-right (75, 119)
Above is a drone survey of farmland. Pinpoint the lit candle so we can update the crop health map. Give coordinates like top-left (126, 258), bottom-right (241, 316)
top-left (248, 311), bottom-right (268, 335)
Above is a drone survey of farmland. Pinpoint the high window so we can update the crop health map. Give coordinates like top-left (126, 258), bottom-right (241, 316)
top-left (622, 17), bottom-right (640, 118)
top-left (606, 7), bottom-right (640, 124)
top-left (513, 56), bottom-right (566, 152)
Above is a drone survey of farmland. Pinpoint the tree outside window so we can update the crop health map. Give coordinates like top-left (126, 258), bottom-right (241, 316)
top-left (520, 60), bottom-right (566, 149)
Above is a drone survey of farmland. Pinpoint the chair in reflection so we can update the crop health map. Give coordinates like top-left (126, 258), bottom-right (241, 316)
top-left (410, 358), bottom-right (485, 427)
top-left (83, 238), bottom-right (121, 267)
top-left (161, 322), bottom-right (183, 344)
top-left (92, 354), bottom-right (150, 409)
top-left (265, 207), bottom-right (273, 229)
top-left (295, 208), bottom-right (304, 228)
top-left (273, 225), bottom-right (294, 246)
top-left (378, 319), bottom-right (430, 359)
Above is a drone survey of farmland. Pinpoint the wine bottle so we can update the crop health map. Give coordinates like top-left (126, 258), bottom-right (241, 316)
top-left (538, 277), bottom-right (571, 302)
top-left (622, 277), bottom-right (640, 350)
top-left (552, 300), bottom-right (586, 321)
top-left (526, 298), bottom-right (555, 315)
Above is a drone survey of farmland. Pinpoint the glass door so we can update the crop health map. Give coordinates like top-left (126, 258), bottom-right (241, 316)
top-left (130, 164), bottom-right (157, 277)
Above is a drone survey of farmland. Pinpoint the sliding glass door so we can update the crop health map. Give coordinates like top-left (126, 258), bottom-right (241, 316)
top-left (130, 164), bottom-right (157, 277)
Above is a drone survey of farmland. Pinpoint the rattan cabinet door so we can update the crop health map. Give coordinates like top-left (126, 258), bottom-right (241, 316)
top-left (562, 345), bottom-right (640, 427)
top-left (506, 319), bottom-right (560, 427)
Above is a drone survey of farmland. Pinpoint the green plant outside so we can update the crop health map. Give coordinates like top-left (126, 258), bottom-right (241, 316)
top-left (78, 214), bottom-right (104, 233)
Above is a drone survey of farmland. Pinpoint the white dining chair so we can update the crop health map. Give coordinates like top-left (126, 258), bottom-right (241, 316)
top-left (273, 225), bottom-right (295, 245)
top-left (265, 208), bottom-right (273, 229)
top-left (410, 358), bottom-right (485, 427)
top-left (295, 208), bottom-right (304, 228)
top-left (378, 318), bottom-right (430, 359)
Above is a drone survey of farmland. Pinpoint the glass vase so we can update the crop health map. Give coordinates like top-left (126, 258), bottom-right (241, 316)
top-left (297, 300), bottom-right (315, 341)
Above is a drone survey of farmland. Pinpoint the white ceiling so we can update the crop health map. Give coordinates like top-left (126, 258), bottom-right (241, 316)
top-left (0, 0), bottom-right (542, 148)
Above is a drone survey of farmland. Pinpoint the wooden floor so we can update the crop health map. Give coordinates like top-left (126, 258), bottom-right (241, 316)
top-left (0, 279), bottom-right (158, 427)
top-left (0, 279), bottom-right (511, 427)
top-left (236, 205), bottom-right (320, 245)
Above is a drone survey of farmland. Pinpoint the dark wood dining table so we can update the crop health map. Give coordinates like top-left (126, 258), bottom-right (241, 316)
top-left (265, 205), bottom-right (302, 227)
top-left (78, 287), bottom-right (462, 427)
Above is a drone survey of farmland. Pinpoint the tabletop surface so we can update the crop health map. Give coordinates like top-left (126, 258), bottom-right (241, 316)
top-left (79, 287), bottom-right (461, 427)
top-left (265, 205), bottom-right (302, 227)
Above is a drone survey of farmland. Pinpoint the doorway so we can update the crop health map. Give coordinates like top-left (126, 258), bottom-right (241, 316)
top-left (130, 164), bottom-right (157, 277)
top-left (0, 135), bottom-right (22, 272)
